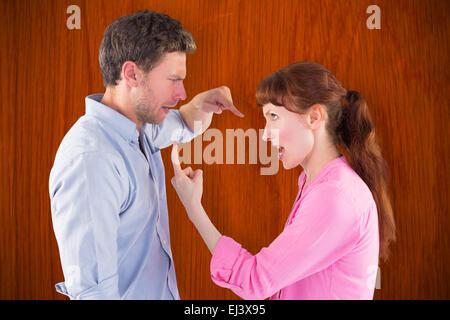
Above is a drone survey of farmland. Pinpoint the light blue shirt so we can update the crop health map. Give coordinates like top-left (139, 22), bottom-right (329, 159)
top-left (49, 94), bottom-right (196, 299)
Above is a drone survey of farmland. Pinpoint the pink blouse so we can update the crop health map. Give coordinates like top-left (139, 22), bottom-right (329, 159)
top-left (210, 155), bottom-right (379, 300)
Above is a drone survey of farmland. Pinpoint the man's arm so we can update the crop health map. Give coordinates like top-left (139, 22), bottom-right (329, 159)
top-left (149, 86), bottom-right (244, 149)
top-left (179, 86), bottom-right (244, 135)
top-left (49, 152), bottom-right (126, 299)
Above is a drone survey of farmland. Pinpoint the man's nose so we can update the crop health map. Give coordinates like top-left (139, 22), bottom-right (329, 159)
top-left (174, 83), bottom-right (187, 101)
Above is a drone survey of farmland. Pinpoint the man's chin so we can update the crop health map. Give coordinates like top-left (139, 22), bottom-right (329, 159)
top-left (140, 113), bottom-right (166, 125)
top-left (155, 117), bottom-right (165, 124)
top-left (149, 115), bottom-right (166, 125)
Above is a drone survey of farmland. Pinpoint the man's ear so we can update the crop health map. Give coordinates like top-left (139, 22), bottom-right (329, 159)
top-left (308, 104), bottom-right (325, 130)
top-left (121, 61), bottom-right (139, 88)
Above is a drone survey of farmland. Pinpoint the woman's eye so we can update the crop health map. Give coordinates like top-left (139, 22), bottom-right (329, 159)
top-left (270, 113), bottom-right (278, 120)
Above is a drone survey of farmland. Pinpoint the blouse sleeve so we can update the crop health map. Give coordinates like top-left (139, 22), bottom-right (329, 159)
top-left (210, 182), bottom-right (361, 300)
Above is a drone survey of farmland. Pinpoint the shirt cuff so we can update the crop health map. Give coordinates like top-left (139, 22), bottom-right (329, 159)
top-left (174, 109), bottom-right (198, 143)
top-left (55, 275), bottom-right (120, 300)
top-left (210, 236), bottom-right (242, 286)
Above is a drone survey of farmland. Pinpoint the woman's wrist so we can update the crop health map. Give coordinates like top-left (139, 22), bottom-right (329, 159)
top-left (186, 201), bottom-right (205, 224)
top-left (188, 204), bottom-right (222, 254)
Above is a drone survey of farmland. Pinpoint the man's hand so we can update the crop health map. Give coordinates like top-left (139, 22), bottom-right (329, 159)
top-left (191, 86), bottom-right (244, 117)
top-left (179, 86), bottom-right (244, 134)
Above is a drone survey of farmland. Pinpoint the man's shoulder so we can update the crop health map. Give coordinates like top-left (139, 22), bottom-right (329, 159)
top-left (53, 115), bottom-right (123, 165)
top-left (49, 115), bottom-right (132, 198)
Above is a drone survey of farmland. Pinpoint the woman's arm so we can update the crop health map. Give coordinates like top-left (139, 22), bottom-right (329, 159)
top-left (170, 142), bottom-right (221, 254)
top-left (187, 203), bottom-right (222, 254)
top-left (170, 142), bottom-right (361, 300)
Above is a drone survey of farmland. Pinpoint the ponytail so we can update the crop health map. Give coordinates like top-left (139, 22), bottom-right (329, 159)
top-left (337, 90), bottom-right (396, 263)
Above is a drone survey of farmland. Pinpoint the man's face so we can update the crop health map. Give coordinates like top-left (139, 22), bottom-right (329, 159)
top-left (134, 51), bottom-right (187, 124)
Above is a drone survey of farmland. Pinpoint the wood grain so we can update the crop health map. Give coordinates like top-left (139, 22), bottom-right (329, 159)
top-left (0, 0), bottom-right (448, 299)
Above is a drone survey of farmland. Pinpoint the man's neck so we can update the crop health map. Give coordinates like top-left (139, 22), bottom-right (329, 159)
top-left (101, 88), bottom-right (142, 132)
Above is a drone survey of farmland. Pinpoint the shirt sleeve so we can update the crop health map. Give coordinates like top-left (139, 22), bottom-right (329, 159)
top-left (49, 152), bottom-right (128, 299)
top-left (146, 109), bottom-right (197, 149)
top-left (210, 182), bottom-right (361, 300)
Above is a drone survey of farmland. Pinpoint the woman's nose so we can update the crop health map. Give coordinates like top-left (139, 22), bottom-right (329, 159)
top-left (262, 126), bottom-right (270, 142)
top-left (262, 126), bottom-right (280, 145)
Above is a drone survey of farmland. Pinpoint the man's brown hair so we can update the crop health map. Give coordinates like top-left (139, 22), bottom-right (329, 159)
top-left (99, 10), bottom-right (196, 87)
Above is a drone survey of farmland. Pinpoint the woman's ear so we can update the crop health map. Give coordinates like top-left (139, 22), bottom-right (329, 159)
top-left (307, 104), bottom-right (325, 130)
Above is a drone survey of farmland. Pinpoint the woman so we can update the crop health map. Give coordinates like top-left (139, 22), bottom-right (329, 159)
top-left (170, 62), bottom-right (396, 300)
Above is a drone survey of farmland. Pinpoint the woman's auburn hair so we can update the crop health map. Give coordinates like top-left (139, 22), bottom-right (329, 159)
top-left (256, 62), bottom-right (396, 263)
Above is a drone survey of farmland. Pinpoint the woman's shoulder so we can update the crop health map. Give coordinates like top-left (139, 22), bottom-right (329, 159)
top-left (310, 160), bottom-right (374, 212)
top-left (321, 163), bottom-right (376, 213)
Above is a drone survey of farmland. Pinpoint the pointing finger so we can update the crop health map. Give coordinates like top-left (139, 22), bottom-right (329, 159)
top-left (171, 142), bottom-right (183, 175)
top-left (215, 100), bottom-right (244, 118)
top-left (227, 104), bottom-right (244, 118)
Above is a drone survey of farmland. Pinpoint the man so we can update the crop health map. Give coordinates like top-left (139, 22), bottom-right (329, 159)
top-left (49, 10), bottom-right (243, 300)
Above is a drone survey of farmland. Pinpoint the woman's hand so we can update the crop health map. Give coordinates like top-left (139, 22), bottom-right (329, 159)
top-left (170, 142), bottom-right (203, 219)
top-left (171, 141), bottom-right (222, 254)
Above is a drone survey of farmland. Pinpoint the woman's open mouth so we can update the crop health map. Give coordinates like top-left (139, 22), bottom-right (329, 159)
top-left (278, 146), bottom-right (285, 160)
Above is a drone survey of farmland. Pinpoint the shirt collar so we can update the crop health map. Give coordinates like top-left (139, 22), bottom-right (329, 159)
top-left (298, 155), bottom-right (348, 188)
top-left (85, 94), bottom-right (139, 143)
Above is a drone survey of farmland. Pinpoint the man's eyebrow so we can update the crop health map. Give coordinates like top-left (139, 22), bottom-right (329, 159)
top-left (169, 74), bottom-right (185, 79)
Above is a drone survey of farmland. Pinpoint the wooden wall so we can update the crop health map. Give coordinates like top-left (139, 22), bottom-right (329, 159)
top-left (0, 0), bottom-right (448, 299)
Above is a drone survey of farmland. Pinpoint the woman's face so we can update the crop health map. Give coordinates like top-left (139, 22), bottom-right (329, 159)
top-left (262, 103), bottom-right (314, 169)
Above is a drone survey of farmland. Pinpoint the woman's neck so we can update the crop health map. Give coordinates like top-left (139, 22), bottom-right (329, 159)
top-left (302, 145), bottom-right (341, 186)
